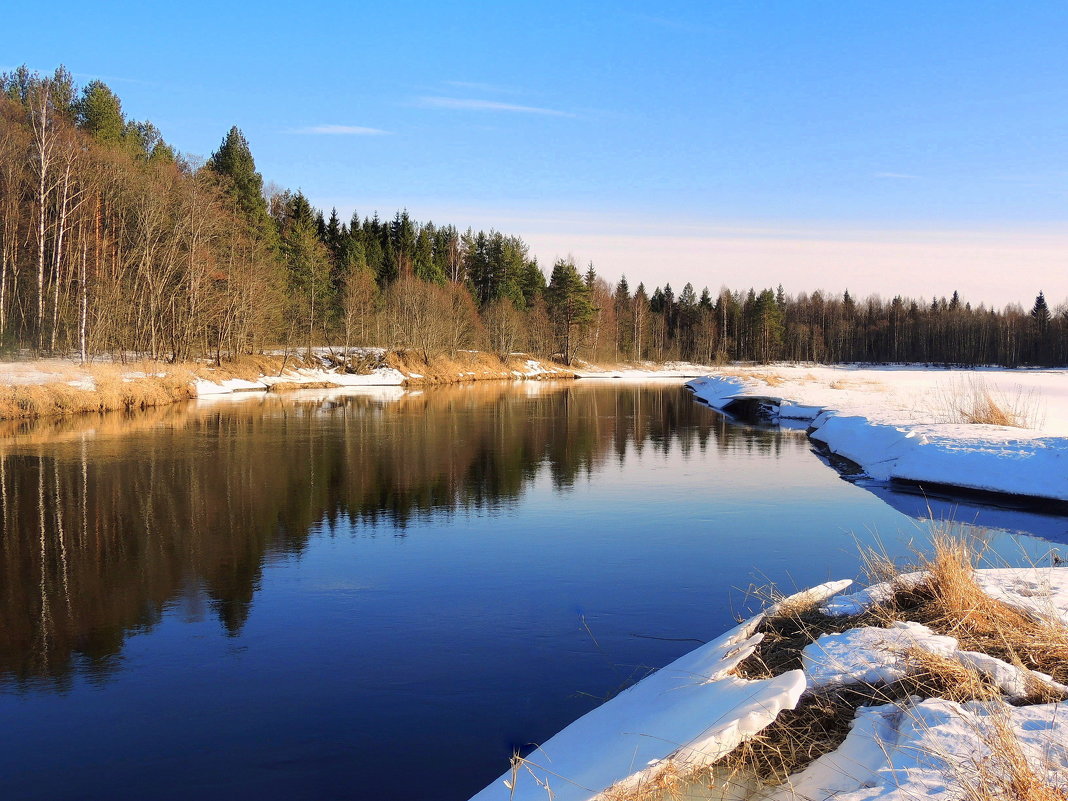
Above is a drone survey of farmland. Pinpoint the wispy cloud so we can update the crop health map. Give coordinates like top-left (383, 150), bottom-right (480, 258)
top-left (874, 172), bottom-right (921, 180)
top-left (416, 96), bottom-right (573, 117)
top-left (291, 124), bottom-right (389, 135)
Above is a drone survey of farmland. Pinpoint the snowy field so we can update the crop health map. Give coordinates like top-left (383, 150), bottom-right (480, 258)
top-left (687, 365), bottom-right (1068, 502)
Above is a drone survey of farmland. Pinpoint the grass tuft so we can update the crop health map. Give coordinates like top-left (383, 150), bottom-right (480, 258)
top-left (874, 530), bottom-right (1068, 686)
top-left (958, 709), bottom-right (1068, 801)
top-left (936, 375), bottom-right (1043, 428)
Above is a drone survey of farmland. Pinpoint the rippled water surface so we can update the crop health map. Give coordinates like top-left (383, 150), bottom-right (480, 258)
top-left (0, 381), bottom-right (1059, 800)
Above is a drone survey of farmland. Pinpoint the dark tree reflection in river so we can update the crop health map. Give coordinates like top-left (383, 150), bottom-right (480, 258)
top-left (0, 382), bottom-right (1057, 801)
top-left (0, 382), bottom-right (796, 689)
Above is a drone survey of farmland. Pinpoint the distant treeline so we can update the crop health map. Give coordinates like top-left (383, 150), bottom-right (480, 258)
top-left (0, 65), bottom-right (1063, 366)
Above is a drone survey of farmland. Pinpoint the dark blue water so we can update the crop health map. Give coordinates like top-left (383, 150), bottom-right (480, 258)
top-left (0, 382), bottom-right (1058, 800)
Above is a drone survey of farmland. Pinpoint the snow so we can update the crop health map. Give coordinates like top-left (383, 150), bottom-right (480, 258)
top-left (820, 572), bottom-right (925, 617)
top-left (764, 699), bottom-right (1068, 801)
top-left (469, 617), bottom-right (806, 801)
top-left (192, 377), bottom-right (267, 395)
top-left (193, 366), bottom-right (406, 396)
top-left (802, 619), bottom-right (1065, 702)
top-left (822, 567), bottom-right (1068, 627)
top-left (0, 358), bottom-right (92, 386)
top-left (573, 361), bottom-right (721, 380)
top-left (802, 621), bottom-right (958, 689)
top-left (686, 366), bottom-right (1068, 502)
top-left (470, 569), bottom-right (1068, 801)
top-left (767, 579), bottom-right (854, 616)
top-left (973, 567), bottom-right (1068, 626)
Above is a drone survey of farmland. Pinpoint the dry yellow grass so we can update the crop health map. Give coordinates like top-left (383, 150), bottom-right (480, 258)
top-left (266, 380), bottom-right (340, 392)
top-left (385, 349), bottom-right (574, 384)
top-left (828, 377), bottom-right (886, 391)
top-left (0, 348), bottom-right (575, 425)
top-left (713, 368), bottom-right (786, 387)
top-left (899, 647), bottom-right (1003, 703)
top-left (210, 353), bottom-right (293, 381)
top-left (958, 711), bottom-right (1068, 801)
top-left (875, 531), bottom-right (1068, 686)
top-left (936, 375), bottom-right (1043, 428)
top-left (703, 527), bottom-right (1068, 798)
top-left (0, 361), bottom-right (198, 421)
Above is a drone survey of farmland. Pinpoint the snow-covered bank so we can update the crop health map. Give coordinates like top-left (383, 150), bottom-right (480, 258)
top-left (572, 361), bottom-right (721, 379)
top-left (192, 366), bottom-right (406, 395)
top-left (193, 349), bottom-right (577, 396)
top-left (469, 567), bottom-right (1068, 801)
top-left (686, 365), bottom-right (1068, 503)
top-left (0, 350), bottom-right (576, 417)
top-left (0, 350), bottom-right (701, 418)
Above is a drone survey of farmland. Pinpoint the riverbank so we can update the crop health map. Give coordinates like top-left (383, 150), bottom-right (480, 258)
top-left (686, 365), bottom-right (1068, 503)
top-left (473, 537), bottom-right (1068, 801)
top-left (0, 350), bottom-right (718, 421)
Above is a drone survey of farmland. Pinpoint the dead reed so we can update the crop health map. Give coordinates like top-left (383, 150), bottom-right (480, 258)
top-left (0, 361), bottom-right (197, 421)
top-left (874, 531), bottom-right (1068, 686)
top-left (936, 375), bottom-right (1044, 428)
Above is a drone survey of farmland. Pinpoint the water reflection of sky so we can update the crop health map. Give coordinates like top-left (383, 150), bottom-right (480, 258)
top-left (0, 382), bottom-right (1062, 801)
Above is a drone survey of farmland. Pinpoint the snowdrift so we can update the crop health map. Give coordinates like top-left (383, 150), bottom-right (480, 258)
top-left (685, 372), bottom-right (1068, 503)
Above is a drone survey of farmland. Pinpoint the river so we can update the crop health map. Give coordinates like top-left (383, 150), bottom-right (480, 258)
top-left (0, 381), bottom-right (1059, 800)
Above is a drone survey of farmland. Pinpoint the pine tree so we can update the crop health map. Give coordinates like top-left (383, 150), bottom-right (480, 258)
top-left (207, 126), bottom-right (272, 231)
top-left (546, 259), bottom-right (595, 364)
top-left (518, 259), bottom-right (546, 308)
top-left (413, 226), bottom-right (444, 284)
top-left (75, 80), bottom-right (125, 144)
top-left (281, 193), bottom-right (333, 354)
top-left (753, 288), bottom-right (784, 362)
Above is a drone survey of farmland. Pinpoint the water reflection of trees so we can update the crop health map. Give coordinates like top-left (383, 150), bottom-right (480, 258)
top-left (0, 382), bottom-right (799, 687)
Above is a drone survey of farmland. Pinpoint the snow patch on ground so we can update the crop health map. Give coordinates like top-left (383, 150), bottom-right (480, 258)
top-left (765, 698), bottom-right (1068, 801)
top-left (193, 365), bottom-right (405, 396)
top-left (822, 567), bottom-right (1068, 627)
top-left (573, 361), bottom-right (721, 380)
top-left (686, 366), bottom-right (1068, 502)
top-left (820, 572), bottom-right (925, 617)
top-left (470, 568), bottom-right (1068, 801)
top-left (803, 621), bottom-right (958, 689)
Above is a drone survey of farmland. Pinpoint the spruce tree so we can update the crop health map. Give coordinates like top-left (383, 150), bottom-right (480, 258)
top-left (1031, 290), bottom-right (1052, 365)
top-left (518, 259), bottom-right (546, 308)
top-left (546, 259), bottom-right (595, 364)
top-left (1031, 291), bottom-right (1051, 327)
top-left (207, 126), bottom-right (272, 230)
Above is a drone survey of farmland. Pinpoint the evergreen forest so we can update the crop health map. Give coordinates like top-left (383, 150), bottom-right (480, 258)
top-left (1, 66), bottom-right (1064, 367)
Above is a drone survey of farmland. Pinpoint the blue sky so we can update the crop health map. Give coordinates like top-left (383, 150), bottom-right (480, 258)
top-left (9, 1), bottom-right (1067, 304)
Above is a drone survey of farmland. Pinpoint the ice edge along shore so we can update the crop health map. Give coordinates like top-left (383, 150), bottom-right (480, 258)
top-left (685, 371), bottom-right (1068, 505)
top-left (470, 570), bottom-right (1068, 801)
